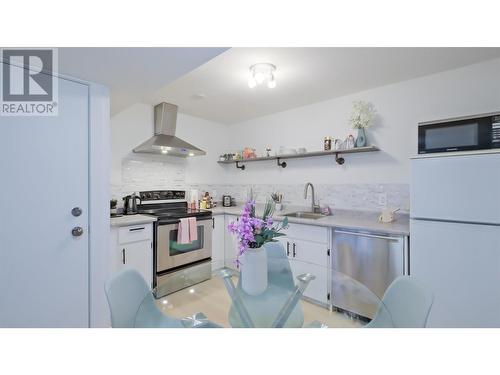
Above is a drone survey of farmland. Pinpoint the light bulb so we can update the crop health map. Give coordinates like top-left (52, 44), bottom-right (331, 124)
top-left (254, 72), bottom-right (265, 84)
top-left (188, 152), bottom-right (195, 157)
top-left (161, 147), bottom-right (168, 154)
top-left (267, 77), bottom-right (276, 88)
top-left (248, 77), bottom-right (257, 88)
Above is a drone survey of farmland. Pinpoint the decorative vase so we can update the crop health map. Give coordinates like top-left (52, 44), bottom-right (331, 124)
top-left (356, 128), bottom-right (367, 147)
top-left (241, 245), bottom-right (268, 295)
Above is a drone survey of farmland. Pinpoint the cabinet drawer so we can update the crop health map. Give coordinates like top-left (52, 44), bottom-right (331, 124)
top-left (118, 224), bottom-right (152, 244)
top-left (280, 238), bottom-right (329, 267)
top-left (293, 239), bottom-right (328, 267)
top-left (282, 222), bottom-right (328, 244)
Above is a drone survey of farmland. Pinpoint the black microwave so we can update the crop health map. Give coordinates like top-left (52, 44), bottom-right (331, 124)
top-left (418, 112), bottom-right (500, 154)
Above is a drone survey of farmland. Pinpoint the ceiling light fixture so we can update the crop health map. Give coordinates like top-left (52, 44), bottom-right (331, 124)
top-left (248, 63), bottom-right (276, 89)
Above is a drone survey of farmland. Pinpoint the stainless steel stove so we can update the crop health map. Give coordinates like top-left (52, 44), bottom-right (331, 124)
top-left (137, 190), bottom-right (213, 298)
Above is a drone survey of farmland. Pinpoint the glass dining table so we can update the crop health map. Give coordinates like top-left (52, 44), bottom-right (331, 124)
top-left (154, 254), bottom-right (393, 328)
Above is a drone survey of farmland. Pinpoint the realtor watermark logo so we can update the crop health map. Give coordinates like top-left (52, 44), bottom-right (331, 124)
top-left (1, 48), bottom-right (58, 116)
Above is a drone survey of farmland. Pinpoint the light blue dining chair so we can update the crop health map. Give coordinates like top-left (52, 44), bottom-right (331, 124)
top-left (105, 269), bottom-right (219, 328)
top-left (366, 276), bottom-right (434, 328)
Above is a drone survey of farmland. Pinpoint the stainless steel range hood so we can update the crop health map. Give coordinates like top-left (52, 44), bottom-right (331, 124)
top-left (133, 102), bottom-right (206, 157)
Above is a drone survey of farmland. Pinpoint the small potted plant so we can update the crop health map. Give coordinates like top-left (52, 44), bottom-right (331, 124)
top-left (227, 199), bottom-right (288, 295)
top-left (348, 100), bottom-right (376, 147)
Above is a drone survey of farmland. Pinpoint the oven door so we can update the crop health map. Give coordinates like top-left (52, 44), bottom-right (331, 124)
top-left (156, 218), bottom-right (212, 272)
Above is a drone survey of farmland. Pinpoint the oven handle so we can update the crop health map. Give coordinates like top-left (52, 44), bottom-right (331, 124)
top-left (157, 216), bottom-right (213, 226)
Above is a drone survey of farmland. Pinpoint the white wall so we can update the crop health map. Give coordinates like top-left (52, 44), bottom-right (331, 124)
top-left (224, 58), bottom-right (500, 185)
top-left (110, 58), bottom-right (500, 210)
top-left (110, 103), bottom-right (228, 198)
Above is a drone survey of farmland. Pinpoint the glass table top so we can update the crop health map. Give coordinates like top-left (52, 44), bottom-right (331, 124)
top-left (152, 254), bottom-right (393, 328)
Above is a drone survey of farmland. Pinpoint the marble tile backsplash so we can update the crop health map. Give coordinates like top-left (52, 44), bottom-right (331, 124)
top-left (112, 158), bottom-right (409, 212)
top-left (111, 157), bottom-right (188, 199)
top-left (187, 183), bottom-right (410, 213)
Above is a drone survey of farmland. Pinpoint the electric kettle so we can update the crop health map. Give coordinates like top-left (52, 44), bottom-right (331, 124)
top-left (123, 193), bottom-right (141, 215)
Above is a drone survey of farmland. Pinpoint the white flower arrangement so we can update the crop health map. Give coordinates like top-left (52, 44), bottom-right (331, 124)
top-left (349, 101), bottom-right (376, 129)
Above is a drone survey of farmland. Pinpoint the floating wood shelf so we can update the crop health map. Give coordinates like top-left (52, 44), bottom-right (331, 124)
top-left (217, 146), bottom-right (379, 170)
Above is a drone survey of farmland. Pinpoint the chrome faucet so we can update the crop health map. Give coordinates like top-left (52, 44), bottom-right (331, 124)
top-left (304, 182), bottom-right (320, 213)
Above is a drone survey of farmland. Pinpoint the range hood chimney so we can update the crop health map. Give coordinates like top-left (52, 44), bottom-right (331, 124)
top-left (133, 102), bottom-right (206, 157)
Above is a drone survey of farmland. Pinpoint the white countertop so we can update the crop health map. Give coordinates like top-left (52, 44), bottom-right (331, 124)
top-left (110, 214), bottom-right (157, 227)
top-left (109, 205), bottom-right (409, 235)
top-left (210, 204), bottom-right (410, 236)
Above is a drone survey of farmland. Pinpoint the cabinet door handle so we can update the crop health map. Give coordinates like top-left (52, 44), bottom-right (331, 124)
top-left (292, 243), bottom-right (296, 257)
top-left (122, 248), bottom-right (126, 264)
top-left (286, 241), bottom-right (290, 256)
top-left (212, 217), bottom-right (215, 229)
top-left (129, 227), bottom-right (145, 232)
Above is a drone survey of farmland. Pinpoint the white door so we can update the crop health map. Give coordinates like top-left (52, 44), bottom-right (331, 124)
top-left (0, 69), bottom-right (90, 327)
top-left (411, 219), bottom-right (500, 327)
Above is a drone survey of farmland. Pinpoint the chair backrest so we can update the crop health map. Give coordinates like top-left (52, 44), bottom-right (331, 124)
top-left (104, 269), bottom-right (150, 328)
top-left (368, 276), bottom-right (434, 328)
top-left (265, 241), bottom-right (296, 287)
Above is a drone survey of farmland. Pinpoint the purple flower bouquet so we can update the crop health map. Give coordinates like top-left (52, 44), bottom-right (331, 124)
top-left (227, 199), bottom-right (289, 267)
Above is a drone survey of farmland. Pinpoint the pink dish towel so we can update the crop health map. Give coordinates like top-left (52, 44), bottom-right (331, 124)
top-left (177, 218), bottom-right (191, 244)
top-left (188, 217), bottom-right (198, 242)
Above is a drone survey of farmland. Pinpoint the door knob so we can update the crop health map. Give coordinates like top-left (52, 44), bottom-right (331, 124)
top-left (71, 207), bottom-right (82, 217)
top-left (72, 227), bottom-right (84, 237)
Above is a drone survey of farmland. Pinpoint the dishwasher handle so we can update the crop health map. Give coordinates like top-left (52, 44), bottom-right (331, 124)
top-left (334, 230), bottom-right (401, 241)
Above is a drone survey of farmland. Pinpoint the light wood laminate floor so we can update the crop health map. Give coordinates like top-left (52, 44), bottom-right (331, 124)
top-left (155, 275), bottom-right (364, 328)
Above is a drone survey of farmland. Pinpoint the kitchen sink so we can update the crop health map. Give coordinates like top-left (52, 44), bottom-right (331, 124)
top-left (283, 211), bottom-right (327, 220)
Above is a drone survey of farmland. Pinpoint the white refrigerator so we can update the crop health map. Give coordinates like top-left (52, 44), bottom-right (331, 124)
top-left (411, 152), bottom-right (500, 327)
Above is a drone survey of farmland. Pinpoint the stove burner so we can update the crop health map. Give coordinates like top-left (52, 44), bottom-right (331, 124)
top-left (136, 189), bottom-right (212, 222)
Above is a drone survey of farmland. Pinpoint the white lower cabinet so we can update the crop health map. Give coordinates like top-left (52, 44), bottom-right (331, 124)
top-left (110, 223), bottom-right (153, 288)
top-left (289, 259), bottom-right (328, 304)
top-left (224, 215), bottom-right (240, 270)
top-left (213, 216), bottom-right (331, 305)
top-left (278, 223), bottom-right (330, 305)
top-left (211, 215), bottom-right (225, 271)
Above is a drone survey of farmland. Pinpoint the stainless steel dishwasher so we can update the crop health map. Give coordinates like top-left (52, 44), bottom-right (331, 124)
top-left (331, 229), bottom-right (409, 319)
